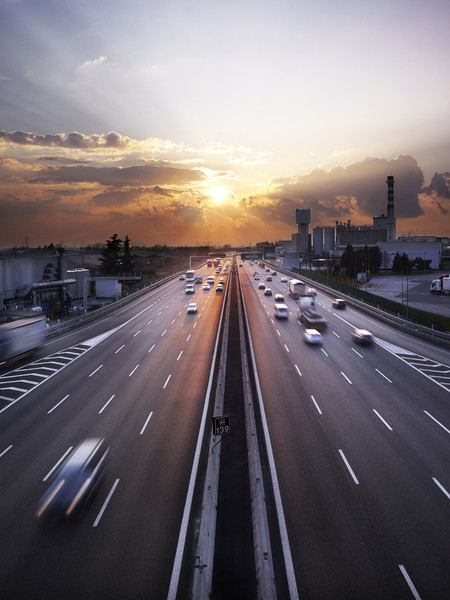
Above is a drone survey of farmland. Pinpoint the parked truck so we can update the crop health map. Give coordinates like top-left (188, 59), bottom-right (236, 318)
top-left (0, 315), bottom-right (46, 368)
top-left (430, 275), bottom-right (450, 295)
top-left (297, 296), bottom-right (328, 331)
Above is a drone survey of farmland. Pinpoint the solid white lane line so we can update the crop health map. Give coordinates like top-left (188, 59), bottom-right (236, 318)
top-left (294, 364), bottom-right (302, 377)
top-left (129, 364), bottom-right (139, 377)
top-left (424, 410), bottom-right (450, 435)
top-left (339, 449), bottom-right (359, 484)
top-left (375, 368), bottom-right (392, 383)
top-left (99, 395), bottom-right (115, 413)
top-left (341, 371), bottom-right (352, 384)
top-left (432, 477), bottom-right (450, 501)
top-left (140, 411), bottom-right (154, 435)
top-left (163, 374), bottom-right (172, 389)
top-left (148, 344), bottom-right (155, 353)
top-left (89, 364), bottom-right (103, 377)
top-left (373, 409), bottom-right (393, 430)
top-left (93, 479), bottom-right (120, 527)
top-left (0, 445), bottom-right (13, 458)
top-left (47, 394), bottom-right (70, 414)
top-left (311, 395), bottom-right (322, 415)
top-left (398, 565), bottom-right (422, 600)
top-left (43, 446), bottom-right (73, 481)
top-left (115, 345), bottom-right (125, 353)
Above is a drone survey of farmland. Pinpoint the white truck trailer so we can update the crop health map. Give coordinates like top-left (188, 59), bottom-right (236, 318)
top-left (430, 275), bottom-right (450, 294)
top-left (0, 315), bottom-right (46, 368)
top-left (288, 279), bottom-right (307, 299)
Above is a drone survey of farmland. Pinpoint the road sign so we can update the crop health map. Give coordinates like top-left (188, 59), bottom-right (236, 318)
top-left (213, 415), bottom-right (230, 436)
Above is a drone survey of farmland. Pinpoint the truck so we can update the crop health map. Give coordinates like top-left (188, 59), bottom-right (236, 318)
top-left (0, 315), bottom-right (46, 368)
top-left (288, 279), bottom-right (308, 299)
top-left (297, 296), bottom-right (328, 331)
top-left (430, 275), bottom-right (450, 295)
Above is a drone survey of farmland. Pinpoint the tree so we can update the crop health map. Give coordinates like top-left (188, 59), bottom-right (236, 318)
top-left (99, 234), bottom-right (123, 275)
top-left (392, 252), bottom-right (413, 274)
top-left (340, 244), bottom-right (356, 277)
top-left (121, 234), bottom-right (135, 272)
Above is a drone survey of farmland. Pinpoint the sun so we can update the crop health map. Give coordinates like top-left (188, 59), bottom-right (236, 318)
top-left (207, 186), bottom-right (229, 204)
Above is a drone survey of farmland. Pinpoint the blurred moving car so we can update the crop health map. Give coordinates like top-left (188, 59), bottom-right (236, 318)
top-left (202, 283), bottom-right (210, 291)
top-left (36, 438), bottom-right (109, 520)
top-left (185, 284), bottom-right (195, 294)
top-left (216, 284), bottom-right (224, 292)
top-left (264, 288), bottom-right (273, 296)
top-left (352, 329), bottom-right (374, 344)
top-left (274, 293), bottom-right (284, 302)
top-left (258, 283), bottom-right (265, 290)
top-left (332, 298), bottom-right (346, 309)
top-left (254, 274), bottom-right (260, 280)
top-left (303, 329), bottom-right (323, 344)
top-left (281, 277), bottom-right (288, 282)
top-left (179, 275), bottom-right (185, 280)
top-left (307, 288), bottom-right (317, 296)
top-left (266, 276), bottom-right (272, 281)
top-left (273, 303), bottom-right (289, 318)
top-left (187, 303), bottom-right (198, 313)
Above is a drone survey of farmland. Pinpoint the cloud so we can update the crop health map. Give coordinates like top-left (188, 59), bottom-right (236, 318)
top-left (0, 130), bottom-right (131, 150)
top-left (29, 164), bottom-right (204, 187)
top-left (268, 155), bottom-right (425, 224)
top-left (80, 56), bottom-right (107, 68)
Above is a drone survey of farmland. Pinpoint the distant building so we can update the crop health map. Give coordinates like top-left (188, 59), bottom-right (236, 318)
top-left (312, 227), bottom-right (324, 256)
top-left (295, 209), bottom-right (311, 256)
top-left (335, 176), bottom-right (397, 249)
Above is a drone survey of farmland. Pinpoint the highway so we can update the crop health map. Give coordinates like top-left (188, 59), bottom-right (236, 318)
top-left (0, 267), bottom-right (225, 599)
top-left (240, 261), bottom-right (450, 599)
top-left (0, 257), bottom-right (449, 599)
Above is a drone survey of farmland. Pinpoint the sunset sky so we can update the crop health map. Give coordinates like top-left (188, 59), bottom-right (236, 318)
top-left (1, 0), bottom-right (449, 248)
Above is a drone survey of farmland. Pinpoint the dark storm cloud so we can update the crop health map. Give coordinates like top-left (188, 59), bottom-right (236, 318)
top-left (28, 164), bottom-right (203, 187)
top-left (271, 155), bottom-right (425, 222)
top-left (422, 172), bottom-right (450, 200)
top-left (0, 130), bottom-right (129, 149)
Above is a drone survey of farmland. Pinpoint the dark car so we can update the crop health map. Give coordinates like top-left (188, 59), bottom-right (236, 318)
top-left (332, 298), bottom-right (346, 309)
top-left (352, 329), bottom-right (374, 345)
top-left (264, 288), bottom-right (273, 296)
top-left (36, 438), bottom-right (109, 520)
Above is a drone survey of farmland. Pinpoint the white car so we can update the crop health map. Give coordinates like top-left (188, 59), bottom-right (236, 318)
top-left (303, 329), bottom-right (323, 344)
top-left (216, 284), bottom-right (224, 292)
top-left (273, 303), bottom-right (289, 318)
top-left (202, 283), bottom-right (211, 291)
top-left (274, 293), bottom-right (284, 302)
top-left (307, 288), bottom-right (317, 296)
top-left (187, 303), bottom-right (198, 313)
top-left (281, 276), bottom-right (288, 282)
top-left (185, 284), bottom-right (195, 294)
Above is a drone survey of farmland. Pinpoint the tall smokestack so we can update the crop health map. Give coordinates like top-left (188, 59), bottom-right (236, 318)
top-left (386, 175), bottom-right (396, 242)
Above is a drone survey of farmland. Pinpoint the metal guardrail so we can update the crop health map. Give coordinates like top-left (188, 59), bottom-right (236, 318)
top-left (46, 273), bottom-right (180, 337)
